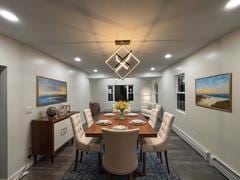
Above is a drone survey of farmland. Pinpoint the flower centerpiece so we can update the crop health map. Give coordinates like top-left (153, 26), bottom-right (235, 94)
top-left (115, 100), bottom-right (129, 119)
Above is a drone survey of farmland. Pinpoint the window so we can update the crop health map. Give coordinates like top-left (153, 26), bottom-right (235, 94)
top-left (115, 85), bottom-right (127, 101)
top-left (176, 74), bottom-right (185, 112)
top-left (128, 85), bottom-right (134, 101)
top-left (154, 83), bottom-right (159, 103)
top-left (108, 86), bottom-right (113, 101)
top-left (107, 85), bottom-right (134, 101)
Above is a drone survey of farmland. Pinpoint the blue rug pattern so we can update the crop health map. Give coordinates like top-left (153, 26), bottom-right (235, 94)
top-left (63, 152), bottom-right (180, 180)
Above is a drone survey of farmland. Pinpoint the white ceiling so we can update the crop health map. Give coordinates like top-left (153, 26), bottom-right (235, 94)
top-left (0, 0), bottom-right (240, 77)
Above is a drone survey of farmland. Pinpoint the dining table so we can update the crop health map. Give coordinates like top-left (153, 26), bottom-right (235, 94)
top-left (85, 112), bottom-right (157, 138)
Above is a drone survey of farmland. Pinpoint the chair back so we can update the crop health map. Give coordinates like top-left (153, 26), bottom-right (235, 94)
top-left (102, 128), bottom-right (139, 175)
top-left (158, 112), bottom-right (175, 146)
top-left (83, 108), bottom-right (94, 128)
top-left (70, 113), bottom-right (85, 144)
top-left (148, 108), bottom-right (160, 129)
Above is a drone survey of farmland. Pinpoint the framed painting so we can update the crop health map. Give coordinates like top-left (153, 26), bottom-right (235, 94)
top-left (36, 76), bottom-right (67, 107)
top-left (195, 73), bottom-right (232, 112)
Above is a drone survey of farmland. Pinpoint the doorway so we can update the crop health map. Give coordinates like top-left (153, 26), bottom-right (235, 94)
top-left (0, 66), bottom-right (7, 179)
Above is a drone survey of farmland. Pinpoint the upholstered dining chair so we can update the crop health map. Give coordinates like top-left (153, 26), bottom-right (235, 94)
top-left (102, 128), bottom-right (139, 179)
top-left (83, 108), bottom-right (94, 128)
top-left (70, 113), bottom-right (102, 171)
top-left (148, 108), bottom-right (160, 130)
top-left (141, 112), bottom-right (175, 174)
top-left (112, 103), bottom-right (131, 113)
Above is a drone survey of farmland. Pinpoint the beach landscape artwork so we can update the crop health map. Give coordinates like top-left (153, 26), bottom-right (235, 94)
top-left (37, 76), bottom-right (67, 106)
top-left (195, 73), bottom-right (232, 112)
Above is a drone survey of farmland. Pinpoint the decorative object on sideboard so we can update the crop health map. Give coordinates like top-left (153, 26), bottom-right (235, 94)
top-left (195, 73), bottom-right (232, 112)
top-left (46, 106), bottom-right (58, 117)
top-left (36, 76), bottom-right (67, 107)
top-left (58, 105), bottom-right (71, 116)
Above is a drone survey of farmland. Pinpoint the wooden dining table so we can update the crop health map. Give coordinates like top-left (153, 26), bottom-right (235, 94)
top-left (85, 112), bottom-right (157, 138)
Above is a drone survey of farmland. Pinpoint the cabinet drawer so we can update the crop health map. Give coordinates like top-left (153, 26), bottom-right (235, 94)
top-left (54, 118), bottom-right (73, 151)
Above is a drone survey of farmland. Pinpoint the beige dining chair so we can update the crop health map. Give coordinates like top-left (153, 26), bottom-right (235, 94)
top-left (102, 128), bottom-right (139, 179)
top-left (148, 108), bottom-right (160, 130)
top-left (141, 112), bottom-right (175, 174)
top-left (83, 108), bottom-right (94, 128)
top-left (70, 113), bottom-right (102, 171)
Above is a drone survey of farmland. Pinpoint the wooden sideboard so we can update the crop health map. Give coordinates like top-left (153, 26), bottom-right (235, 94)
top-left (31, 111), bottom-right (79, 164)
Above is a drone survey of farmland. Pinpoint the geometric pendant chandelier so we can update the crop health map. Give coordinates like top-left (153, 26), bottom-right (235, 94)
top-left (105, 43), bottom-right (140, 80)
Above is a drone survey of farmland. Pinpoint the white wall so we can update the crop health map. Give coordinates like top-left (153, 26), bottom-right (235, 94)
top-left (90, 78), bottom-right (154, 111)
top-left (0, 34), bottom-right (91, 178)
top-left (157, 29), bottom-right (240, 175)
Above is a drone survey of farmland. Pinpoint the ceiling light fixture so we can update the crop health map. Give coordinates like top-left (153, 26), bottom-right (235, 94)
top-left (74, 57), bottom-right (81, 62)
top-left (150, 67), bottom-right (155, 71)
top-left (68, 70), bottom-right (74, 73)
top-left (164, 54), bottom-right (172, 59)
top-left (93, 69), bottom-right (98, 73)
top-left (105, 40), bottom-right (140, 80)
top-left (0, 9), bottom-right (19, 22)
top-left (176, 67), bottom-right (182, 71)
top-left (225, 0), bottom-right (240, 9)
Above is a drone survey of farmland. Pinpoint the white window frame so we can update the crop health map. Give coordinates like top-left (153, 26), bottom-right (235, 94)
top-left (108, 85), bottom-right (134, 101)
top-left (176, 73), bottom-right (186, 113)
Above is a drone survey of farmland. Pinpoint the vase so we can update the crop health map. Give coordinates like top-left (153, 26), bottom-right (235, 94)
top-left (119, 110), bottom-right (126, 120)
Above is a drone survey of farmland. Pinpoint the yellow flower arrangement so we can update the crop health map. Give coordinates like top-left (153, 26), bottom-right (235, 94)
top-left (115, 100), bottom-right (129, 111)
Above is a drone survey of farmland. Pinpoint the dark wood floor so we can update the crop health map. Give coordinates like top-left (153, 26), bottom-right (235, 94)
top-left (23, 132), bottom-right (227, 180)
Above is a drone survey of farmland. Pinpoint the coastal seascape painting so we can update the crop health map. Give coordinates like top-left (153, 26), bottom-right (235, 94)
top-left (195, 73), bottom-right (232, 112)
top-left (37, 76), bottom-right (67, 106)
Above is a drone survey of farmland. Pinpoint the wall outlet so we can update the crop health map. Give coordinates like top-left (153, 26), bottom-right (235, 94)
top-left (26, 106), bottom-right (33, 114)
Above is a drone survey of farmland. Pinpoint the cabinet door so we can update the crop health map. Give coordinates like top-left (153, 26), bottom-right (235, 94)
top-left (54, 118), bottom-right (74, 151)
top-left (64, 118), bottom-right (73, 142)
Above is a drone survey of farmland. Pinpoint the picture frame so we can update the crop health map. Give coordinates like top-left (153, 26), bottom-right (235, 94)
top-left (195, 73), bottom-right (232, 112)
top-left (36, 76), bottom-right (67, 107)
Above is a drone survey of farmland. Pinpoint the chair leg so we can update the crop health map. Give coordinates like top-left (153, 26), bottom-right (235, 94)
top-left (74, 150), bottom-right (79, 170)
top-left (164, 151), bottom-right (170, 174)
top-left (157, 152), bottom-right (163, 163)
top-left (140, 149), bottom-right (142, 161)
top-left (107, 173), bottom-right (112, 180)
top-left (128, 173), bottom-right (133, 180)
top-left (80, 151), bottom-right (84, 163)
top-left (98, 152), bottom-right (102, 173)
top-left (142, 152), bottom-right (146, 174)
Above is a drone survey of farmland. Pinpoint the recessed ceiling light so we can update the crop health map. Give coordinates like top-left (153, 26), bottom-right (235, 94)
top-left (164, 53), bottom-right (172, 59)
top-left (176, 67), bottom-right (182, 71)
top-left (150, 67), bottom-right (155, 71)
top-left (225, 0), bottom-right (240, 10)
top-left (74, 57), bottom-right (81, 62)
top-left (93, 69), bottom-right (98, 73)
top-left (68, 70), bottom-right (74, 73)
top-left (0, 9), bottom-right (19, 22)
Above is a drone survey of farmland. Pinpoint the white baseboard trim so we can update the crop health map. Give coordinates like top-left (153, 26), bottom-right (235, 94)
top-left (8, 160), bottom-right (33, 180)
top-left (210, 156), bottom-right (240, 180)
top-left (172, 125), bottom-right (210, 160)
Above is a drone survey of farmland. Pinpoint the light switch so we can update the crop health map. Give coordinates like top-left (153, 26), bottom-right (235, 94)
top-left (26, 106), bottom-right (33, 114)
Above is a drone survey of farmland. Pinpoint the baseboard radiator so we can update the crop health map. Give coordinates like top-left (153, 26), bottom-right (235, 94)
top-left (210, 156), bottom-right (240, 180)
top-left (172, 125), bottom-right (210, 160)
top-left (172, 125), bottom-right (240, 180)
